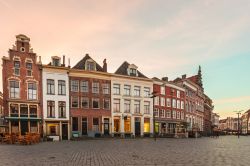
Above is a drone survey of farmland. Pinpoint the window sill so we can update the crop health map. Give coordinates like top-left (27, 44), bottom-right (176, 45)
top-left (47, 117), bottom-right (56, 118)
top-left (47, 94), bottom-right (55, 95)
top-left (58, 94), bottom-right (66, 96)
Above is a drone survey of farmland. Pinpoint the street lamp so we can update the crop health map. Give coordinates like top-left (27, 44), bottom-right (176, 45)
top-left (150, 91), bottom-right (157, 141)
top-left (234, 110), bottom-right (243, 138)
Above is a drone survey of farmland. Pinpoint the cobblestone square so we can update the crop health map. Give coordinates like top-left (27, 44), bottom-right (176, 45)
top-left (0, 136), bottom-right (250, 166)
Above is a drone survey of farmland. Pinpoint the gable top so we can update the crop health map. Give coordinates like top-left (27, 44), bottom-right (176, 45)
top-left (73, 54), bottom-right (104, 72)
top-left (16, 34), bottom-right (30, 42)
top-left (114, 61), bottom-right (147, 78)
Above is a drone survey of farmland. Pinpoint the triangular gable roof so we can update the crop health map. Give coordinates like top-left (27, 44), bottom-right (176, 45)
top-left (73, 54), bottom-right (104, 72)
top-left (114, 61), bottom-right (148, 78)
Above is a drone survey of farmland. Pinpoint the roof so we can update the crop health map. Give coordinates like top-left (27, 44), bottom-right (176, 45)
top-left (73, 54), bottom-right (104, 72)
top-left (219, 119), bottom-right (227, 123)
top-left (114, 61), bottom-right (147, 78)
top-left (187, 75), bottom-right (199, 85)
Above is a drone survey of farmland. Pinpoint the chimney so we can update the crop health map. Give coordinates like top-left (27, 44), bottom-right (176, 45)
top-left (38, 56), bottom-right (42, 64)
top-left (162, 77), bottom-right (168, 82)
top-left (103, 58), bottom-right (107, 72)
top-left (62, 55), bottom-right (65, 66)
top-left (182, 74), bottom-right (186, 79)
top-left (68, 58), bottom-right (71, 68)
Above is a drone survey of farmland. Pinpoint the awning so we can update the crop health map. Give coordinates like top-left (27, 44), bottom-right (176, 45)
top-left (5, 117), bottom-right (42, 121)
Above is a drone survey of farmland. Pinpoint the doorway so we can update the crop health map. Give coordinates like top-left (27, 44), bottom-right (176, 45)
top-left (135, 117), bottom-right (141, 136)
top-left (82, 118), bottom-right (88, 135)
top-left (62, 123), bottom-right (68, 140)
top-left (21, 121), bottom-right (28, 135)
top-left (104, 118), bottom-right (109, 135)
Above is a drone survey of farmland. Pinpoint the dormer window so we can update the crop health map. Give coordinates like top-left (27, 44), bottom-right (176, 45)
top-left (85, 59), bottom-right (96, 71)
top-left (130, 68), bottom-right (137, 76)
top-left (52, 57), bottom-right (61, 66)
top-left (127, 64), bottom-right (138, 76)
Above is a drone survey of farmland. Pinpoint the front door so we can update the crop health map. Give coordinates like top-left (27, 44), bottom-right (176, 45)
top-left (135, 118), bottom-right (141, 136)
top-left (62, 124), bottom-right (68, 140)
top-left (104, 118), bottom-right (109, 135)
top-left (82, 118), bottom-right (88, 135)
top-left (21, 121), bottom-right (28, 135)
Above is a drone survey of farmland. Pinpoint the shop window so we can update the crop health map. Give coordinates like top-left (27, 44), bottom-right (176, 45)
top-left (29, 105), bottom-right (37, 117)
top-left (114, 118), bottom-right (120, 132)
top-left (10, 104), bottom-right (18, 117)
top-left (144, 118), bottom-right (150, 133)
top-left (50, 126), bottom-right (57, 136)
top-left (30, 121), bottom-right (37, 133)
top-left (124, 117), bottom-right (131, 133)
top-left (11, 121), bottom-right (19, 133)
top-left (93, 118), bottom-right (99, 132)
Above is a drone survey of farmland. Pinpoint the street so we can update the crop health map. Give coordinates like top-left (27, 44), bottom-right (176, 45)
top-left (0, 136), bottom-right (249, 166)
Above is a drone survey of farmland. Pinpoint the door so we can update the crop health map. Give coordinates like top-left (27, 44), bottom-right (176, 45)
top-left (104, 118), bottom-right (109, 135)
top-left (21, 121), bottom-right (28, 135)
top-left (62, 124), bottom-right (68, 140)
top-left (82, 118), bottom-right (88, 135)
top-left (135, 118), bottom-right (141, 136)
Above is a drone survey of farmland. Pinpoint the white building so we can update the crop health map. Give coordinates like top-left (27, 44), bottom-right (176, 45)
top-left (111, 62), bottom-right (153, 137)
top-left (42, 56), bottom-right (70, 140)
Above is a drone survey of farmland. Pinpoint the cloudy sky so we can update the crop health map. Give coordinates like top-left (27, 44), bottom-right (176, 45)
top-left (1, 0), bottom-right (250, 118)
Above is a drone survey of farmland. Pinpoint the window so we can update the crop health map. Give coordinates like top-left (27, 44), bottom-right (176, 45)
top-left (167, 98), bottom-right (171, 107)
top-left (159, 110), bottom-right (165, 118)
top-left (124, 85), bottom-right (131, 96)
top-left (28, 83), bottom-right (37, 100)
top-left (80, 81), bottom-right (88, 92)
top-left (10, 104), bottom-right (18, 117)
top-left (161, 86), bottom-right (165, 95)
top-left (177, 90), bottom-right (180, 98)
top-left (81, 97), bottom-right (89, 108)
top-left (144, 101), bottom-right (150, 114)
top-left (134, 86), bottom-right (140, 97)
top-left (124, 117), bottom-right (131, 132)
top-left (113, 84), bottom-right (120, 95)
top-left (14, 61), bottom-right (20, 75)
top-left (47, 79), bottom-right (55, 95)
top-left (52, 58), bottom-right (60, 66)
top-left (177, 100), bottom-right (180, 109)
top-left (58, 101), bottom-right (66, 118)
top-left (134, 100), bottom-right (140, 114)
top-left (181, 112), bottom-right (184, 120)
top-left (30, 105), bottom-right (37, 117)
top-left (72, 117), bottom-right (78, 131)
top-left (104, 99), bottom-right (110, 110)
top-left (154, 109), bottom-right (159, 117)
top-left (71, 96), bottom-right (79, 108)
top-left (177, 111), bottom-right (180, 119)
top-left (144, 87), bottom-right (150, 97)
top-left (144, 118), bottom-right (150, 133)
top-left (92, 98), bottom-right (100, 109)
top-left (92, 82), bottom-right (99, 94)
top-left (124, 100), bottom-right (131, 113)
top-left (172, 110), bottom-right (176, 119)
top-left (154, 96), bottom-right (159, 105)
top-left (71, 80), bottom-right (79, 92)
top-left (47, 101), bottom-right (55, 118)
top-left (129, 68), bottom-right (137, 76)
top-left (86, 62), bottom-right (95, 71)
top-left (102, 83), bottom-right (110, 94)
top-left (58, 80), bottom-right (66, 95)
top-left (113, 99), bottom-right (120, 112)
top-left (166, 110), bottom-right (171, 118)
top-left (10, 80), bottom-right (20, 98)
top-left (181, 101), bottom-right (184, 110)
top-left (172, 99), bottom-right (176, 108)
top-left (161, 97), bottom-right (165, 106)
top-left (26, 62), bottom-right (32, 76)
top-left (93, 118), bottom-right (99, 131)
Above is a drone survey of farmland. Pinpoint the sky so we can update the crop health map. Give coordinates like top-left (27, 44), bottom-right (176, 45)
top-left (0, 0), bottom-right (250, 118)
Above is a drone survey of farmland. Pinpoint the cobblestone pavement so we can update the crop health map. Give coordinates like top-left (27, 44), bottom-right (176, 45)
top-left (0, 136), bottom-right (250, 166)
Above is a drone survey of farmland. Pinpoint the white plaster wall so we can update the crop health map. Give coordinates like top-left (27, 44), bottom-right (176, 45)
top-left (42, 70), bottom-right (69, 120)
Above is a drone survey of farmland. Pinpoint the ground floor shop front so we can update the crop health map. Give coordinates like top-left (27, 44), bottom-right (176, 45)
top-left (71, 116), bottom-right (111, 138)
top-left (112, 116), bottom-right (153, 137)
top-left (43, 120), bottom-right (70, 141)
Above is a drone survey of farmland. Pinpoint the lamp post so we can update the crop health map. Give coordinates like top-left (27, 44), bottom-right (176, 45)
top-left (234, 110), bottom-right (242, 138)
top-left (150, 91), bottom-right (157, 141)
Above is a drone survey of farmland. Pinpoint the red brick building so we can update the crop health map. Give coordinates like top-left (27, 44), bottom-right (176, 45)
top-left (2, 34), bottom-right (43, 135)
top-left (0, 92), bottom-right (5, 133)
top-left (69, 54), bottom-right (111, 137)
top-left (204, 94), bottom-right (213, 136)
top-left (174, 67), bottom-right (205, 136)
top-left (152, 77), bottom-right (186, 137)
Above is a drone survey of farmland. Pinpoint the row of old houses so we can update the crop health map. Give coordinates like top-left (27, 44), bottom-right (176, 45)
top-left (219, 110), bottom-right (250, 135)
top-left (0, 34), bottom-right (215, 140)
